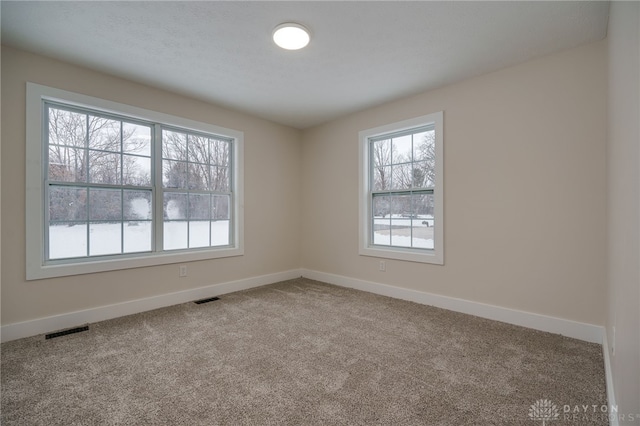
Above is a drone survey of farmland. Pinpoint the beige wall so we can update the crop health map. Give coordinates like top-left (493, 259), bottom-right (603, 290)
top-left (1, 46), bottom-right (302, 325)
top-left (301, 41), bottom-right (607, 325)
top-left (3, 13), bottom-right (636, 416)
top-left (1, 40), bottom-right (610, 330)
top-left (606, 1), bottom-right (640, 419)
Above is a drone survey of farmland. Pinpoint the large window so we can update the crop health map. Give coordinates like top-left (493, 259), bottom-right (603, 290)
top-left (359, 112), bottom-right (443, 264)
top-left (27, 83), bottom-right (244, 279)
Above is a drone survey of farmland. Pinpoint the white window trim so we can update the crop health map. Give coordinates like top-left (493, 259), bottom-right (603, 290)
top-left (26, 82), bottom-right (244, 280)
top-left (358, 112), bottom-right (444, 265)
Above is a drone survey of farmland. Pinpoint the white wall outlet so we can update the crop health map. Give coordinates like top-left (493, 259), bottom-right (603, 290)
top-left (379, 261), bottom-right (386, 272)
top-left (179, 265), bottom-right (187, 277)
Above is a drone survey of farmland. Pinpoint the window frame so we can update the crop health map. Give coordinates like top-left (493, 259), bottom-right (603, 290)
top-left (26, 83), bottom-right (244, 280)
top-left (358, 112), bottom-right (444, 265)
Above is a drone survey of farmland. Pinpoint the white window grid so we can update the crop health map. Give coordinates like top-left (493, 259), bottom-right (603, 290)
top-left (368, 124), bottom-right (435, 251)
top-left (358, 111), bottom-right (443, 265)
top-left (43, 101), bottom-right (234, 262)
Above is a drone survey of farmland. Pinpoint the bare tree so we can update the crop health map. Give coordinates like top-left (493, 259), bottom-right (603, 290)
top-left (48, 108), bottom-right (147, 183)
top-left (372, 139), bottom-right (393, 191)
top-left (162, 131), bottom-right (230, 192)
top-left (414, 131), bottom-right (436, 187)
top-left (162, 130), bottom-right (231, 220)
top-left (48, 107), bottom-right (149, 221)
top-left (370, 132), bottom-right (436, 219)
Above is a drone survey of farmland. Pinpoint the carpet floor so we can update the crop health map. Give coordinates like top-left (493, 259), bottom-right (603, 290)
top-left (1, 278), bottom-right (607, 425)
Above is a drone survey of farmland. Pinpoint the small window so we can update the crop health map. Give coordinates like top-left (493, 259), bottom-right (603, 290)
top-left (359, 112), bottom-right (443, 264)
top-left (27, 83), bottom-right (244, 279)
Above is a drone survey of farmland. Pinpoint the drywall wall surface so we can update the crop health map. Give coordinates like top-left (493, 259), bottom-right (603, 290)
top-left (301, 40), bottom-right (607, 326)
top-left (1, 46), bottom-right (302, 325)
top-left (606, 1), bottom-right (640, 419)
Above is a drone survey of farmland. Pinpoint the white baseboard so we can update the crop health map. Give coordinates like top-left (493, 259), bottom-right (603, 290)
top-left (3, 266), bottom-right (614, 408)
top-left (601, 329), bottom-right (619, 426)
top-left (2, 268), bottom-right (604, 346)
top-left (302, 269), bottom-right (604, 344)
top-left (1, 269), bottom-right (303, 343)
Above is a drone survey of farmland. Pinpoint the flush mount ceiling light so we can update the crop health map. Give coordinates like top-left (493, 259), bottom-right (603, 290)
top-left (273, 23), bottom-right (310, 50)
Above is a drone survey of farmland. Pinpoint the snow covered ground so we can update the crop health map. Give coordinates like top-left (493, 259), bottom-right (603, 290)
top-left (373, 232), bottom-right (434, 249)
top-left (48, 213), bottom-right (432, 260)
top-left (373, 214), bottom-right (434, 249)
top-left (49, 220), bottom-right (230, 259)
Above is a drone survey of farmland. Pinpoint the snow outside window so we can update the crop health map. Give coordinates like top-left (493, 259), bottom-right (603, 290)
top-left (359, 112), bottom-right (443, 265)
top-left (26, 83), bottom-right (244, 280)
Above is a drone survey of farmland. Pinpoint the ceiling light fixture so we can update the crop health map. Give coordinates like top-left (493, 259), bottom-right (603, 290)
top-left (273, 23), bottom-right (310, 50)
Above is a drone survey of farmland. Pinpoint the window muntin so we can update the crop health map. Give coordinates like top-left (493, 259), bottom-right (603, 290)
top-left (370, 125), bottom-right (435, 251)
top-left (161, 128), bottom-right (232, 251)
top-left (27, 83), bottom-right (244, 280)
top-left (359, 112), bottom-right (443, 265)
top-left (44, 103), bottom-right (236, 262)
top-left (46, 103), bottom-right (154, 260)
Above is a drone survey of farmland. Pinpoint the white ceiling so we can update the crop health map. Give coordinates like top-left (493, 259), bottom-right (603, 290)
top-left (1, 1), bottom-right (609, 129)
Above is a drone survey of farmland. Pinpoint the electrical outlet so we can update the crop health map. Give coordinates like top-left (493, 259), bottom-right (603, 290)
top-left (379, 261), bottom-right (386, 272)
top-left (179, 265), bottom-right (187, 277)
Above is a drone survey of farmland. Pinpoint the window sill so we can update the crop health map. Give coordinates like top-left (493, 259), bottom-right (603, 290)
top-left (27, 246), bottom-right (244, 280)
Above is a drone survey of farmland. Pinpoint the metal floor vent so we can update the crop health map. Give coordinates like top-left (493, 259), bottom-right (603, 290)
top-left (46, 325), bottom-right (89, 340)
top-left (194, 296), bottom-right (220, 305)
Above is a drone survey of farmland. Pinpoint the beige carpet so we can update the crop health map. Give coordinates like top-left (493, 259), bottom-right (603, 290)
top-left (1, 278), bottom-right (607, 425)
